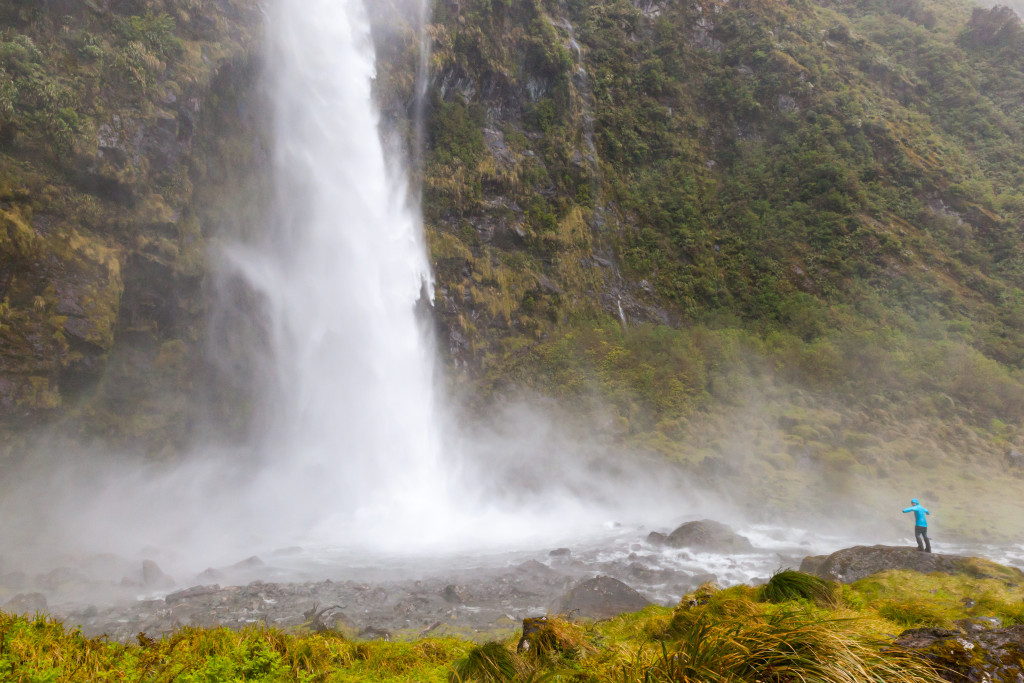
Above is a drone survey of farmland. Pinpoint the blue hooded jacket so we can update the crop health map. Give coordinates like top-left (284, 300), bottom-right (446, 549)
top-left (903, 499), bottom-right (929, 527)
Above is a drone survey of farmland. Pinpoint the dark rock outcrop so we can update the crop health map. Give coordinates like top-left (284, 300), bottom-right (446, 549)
top-left (3, 592), bottom-right (47, 614)
top-left (142, 560), bottom-right (175, 589)
top-left (895, 624), bottom-right (1024, 682)
top-left (799, 545), bottom-right (1024, 584)
top-left (551, 576), bottom-right (650, 620)
top-left (650, 520), bottom-right (754, 552)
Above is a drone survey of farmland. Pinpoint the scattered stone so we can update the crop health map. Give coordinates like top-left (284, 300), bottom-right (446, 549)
top-left (955, 617), bottom-right (1002, 632)
top-left (552, 576), bottom-right (650, 620)
top-left (4, 592), bottom-right (47, 614)
top-left (442, 584), bottom-right (466, 604)
top-left (894, 624), bottom-right (1024, 682)
top-left (358, 626), bottom-right (391, 641)
top-left (165, 585), bottom-right (223, 606)
top-left (663, 520), bottom-right (754, 552)
top-left (515, 559), bottom-right (555, 576)
top-left (549, 548), bottom-right (572, 558)
top-left (35, 567), bottom-right (87, 592)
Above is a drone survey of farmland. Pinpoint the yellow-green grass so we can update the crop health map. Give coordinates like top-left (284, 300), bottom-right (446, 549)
top-left (4, 565), bottom-right (1023, 681)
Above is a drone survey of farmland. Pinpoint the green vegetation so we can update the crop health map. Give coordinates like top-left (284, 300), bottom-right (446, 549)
top-left (421, 0), bottom-right (1024, 537)
top-left (759, 569), bottom-right (842, 607)
top-left (7, 567), bottom-right (1024, 681)
top-left (0, 0), bottom-right (261, 448)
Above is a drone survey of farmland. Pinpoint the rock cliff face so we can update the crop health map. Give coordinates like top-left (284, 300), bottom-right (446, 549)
top-left (0, 0), bottom-right (265, 450)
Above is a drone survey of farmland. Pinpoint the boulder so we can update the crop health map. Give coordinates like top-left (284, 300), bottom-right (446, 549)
top-left (798, 545), bottom-right (1024, 584)
top-left (894, 624), bottom-right (1024, 682)
top-left (4, 592), bottom-right (47, 614)
top-left (551, 576), bottom-right (650, 620)
top-left (657, 520), bottom-right (754, 552)
top-left (142, 560), bottom-right (175, 589)
top-left (1007, 448), bottom-right (1024, 469)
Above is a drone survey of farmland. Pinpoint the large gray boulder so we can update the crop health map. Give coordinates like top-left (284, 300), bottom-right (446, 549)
top-left (551, 576), bottom-right (650, 620)
top-left (651, 520), bottom-right (754, 552)
top-left (798, 545), bottom-right (1021, 584)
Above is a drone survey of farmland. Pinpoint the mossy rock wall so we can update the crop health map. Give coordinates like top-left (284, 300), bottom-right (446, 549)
top-left (0, 0), bottom-right (265, 450)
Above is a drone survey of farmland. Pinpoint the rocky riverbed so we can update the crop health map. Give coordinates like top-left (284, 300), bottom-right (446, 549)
top-left (2, 520), bottom-right (1021, 643)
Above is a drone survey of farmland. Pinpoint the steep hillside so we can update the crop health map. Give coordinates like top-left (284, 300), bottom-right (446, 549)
top-left (421, 0), bottom-right (1024, 533)
top-left (1, 0), bottom-right (1023, 535)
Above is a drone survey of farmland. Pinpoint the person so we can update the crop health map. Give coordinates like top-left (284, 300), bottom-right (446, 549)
top-left (902, 498), bottom-right (931, 553)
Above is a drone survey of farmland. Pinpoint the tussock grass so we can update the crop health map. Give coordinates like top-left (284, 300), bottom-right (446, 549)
top-left (11, 562), bottom-right (1024, 682)
top-left (759, 569), bottom-right (842, 608)
top-left (658, 595), bottom-right (938, 683)
top-left (449, 641), bottom-right (527, 682)
top-left (877, 597), bottom-right (956, 628)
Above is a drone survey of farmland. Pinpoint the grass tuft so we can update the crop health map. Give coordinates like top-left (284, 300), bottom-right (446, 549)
top-left (759, 568), bottom-right (842, 608)
top-left (448, 641), bottom-right (526, 683)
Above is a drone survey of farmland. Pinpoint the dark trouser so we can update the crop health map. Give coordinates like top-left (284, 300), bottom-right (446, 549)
top-left (915, 525), bottom-right (931, 553)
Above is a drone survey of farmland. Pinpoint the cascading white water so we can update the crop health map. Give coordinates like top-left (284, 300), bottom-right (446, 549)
top-left (230, 0), bottom-right (451, 544)
top-left (222, 0), bottom-right (693, 556)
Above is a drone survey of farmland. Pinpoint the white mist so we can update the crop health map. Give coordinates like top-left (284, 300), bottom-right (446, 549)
top-left (233, 0), bottom-right (455, 546)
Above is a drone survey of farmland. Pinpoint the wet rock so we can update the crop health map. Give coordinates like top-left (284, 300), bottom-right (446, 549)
top-left (35, 567), bottom-right (87, 592)
top-left (798, 546), bottom-right (1006, 584)
top-left (515, 559), bottom-right (556, 576)
top-left (142, 560), bottom-right (175, 589)
top-left (662, 520), bottom-right (754, 552)
top-left (894, 624), bottom-right (1024, 682)
top-left (1007, 448), bottom-right (1024, 469)
top-left (646, 531), bottom-right (668, 545)
top-left (5, 592), bottom-right (48, 614)
top-left (359, 626), bottom-right (391, 641)
top-left (232, 556), bottom-right (265, 569)
top-left (549, 548), bottom-right (572, 558)
top-left (517, 616), bottom-right (548, 653)
top-left (552, 576), bottom-right (650, 620)
top-left (442, 584), bottom-right (466, 604)
top-left (165, 585), bottom-right (223, 606)
top-left (955, 617), bottom-right (1002, 632)
top-left (196, 567), bottom-right (226, 583)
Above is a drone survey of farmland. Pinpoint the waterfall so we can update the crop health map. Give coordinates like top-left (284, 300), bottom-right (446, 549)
top-left (228, 0), bottom-right (450, 546)
top-left (220, 0), bottom-right (687, 555)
